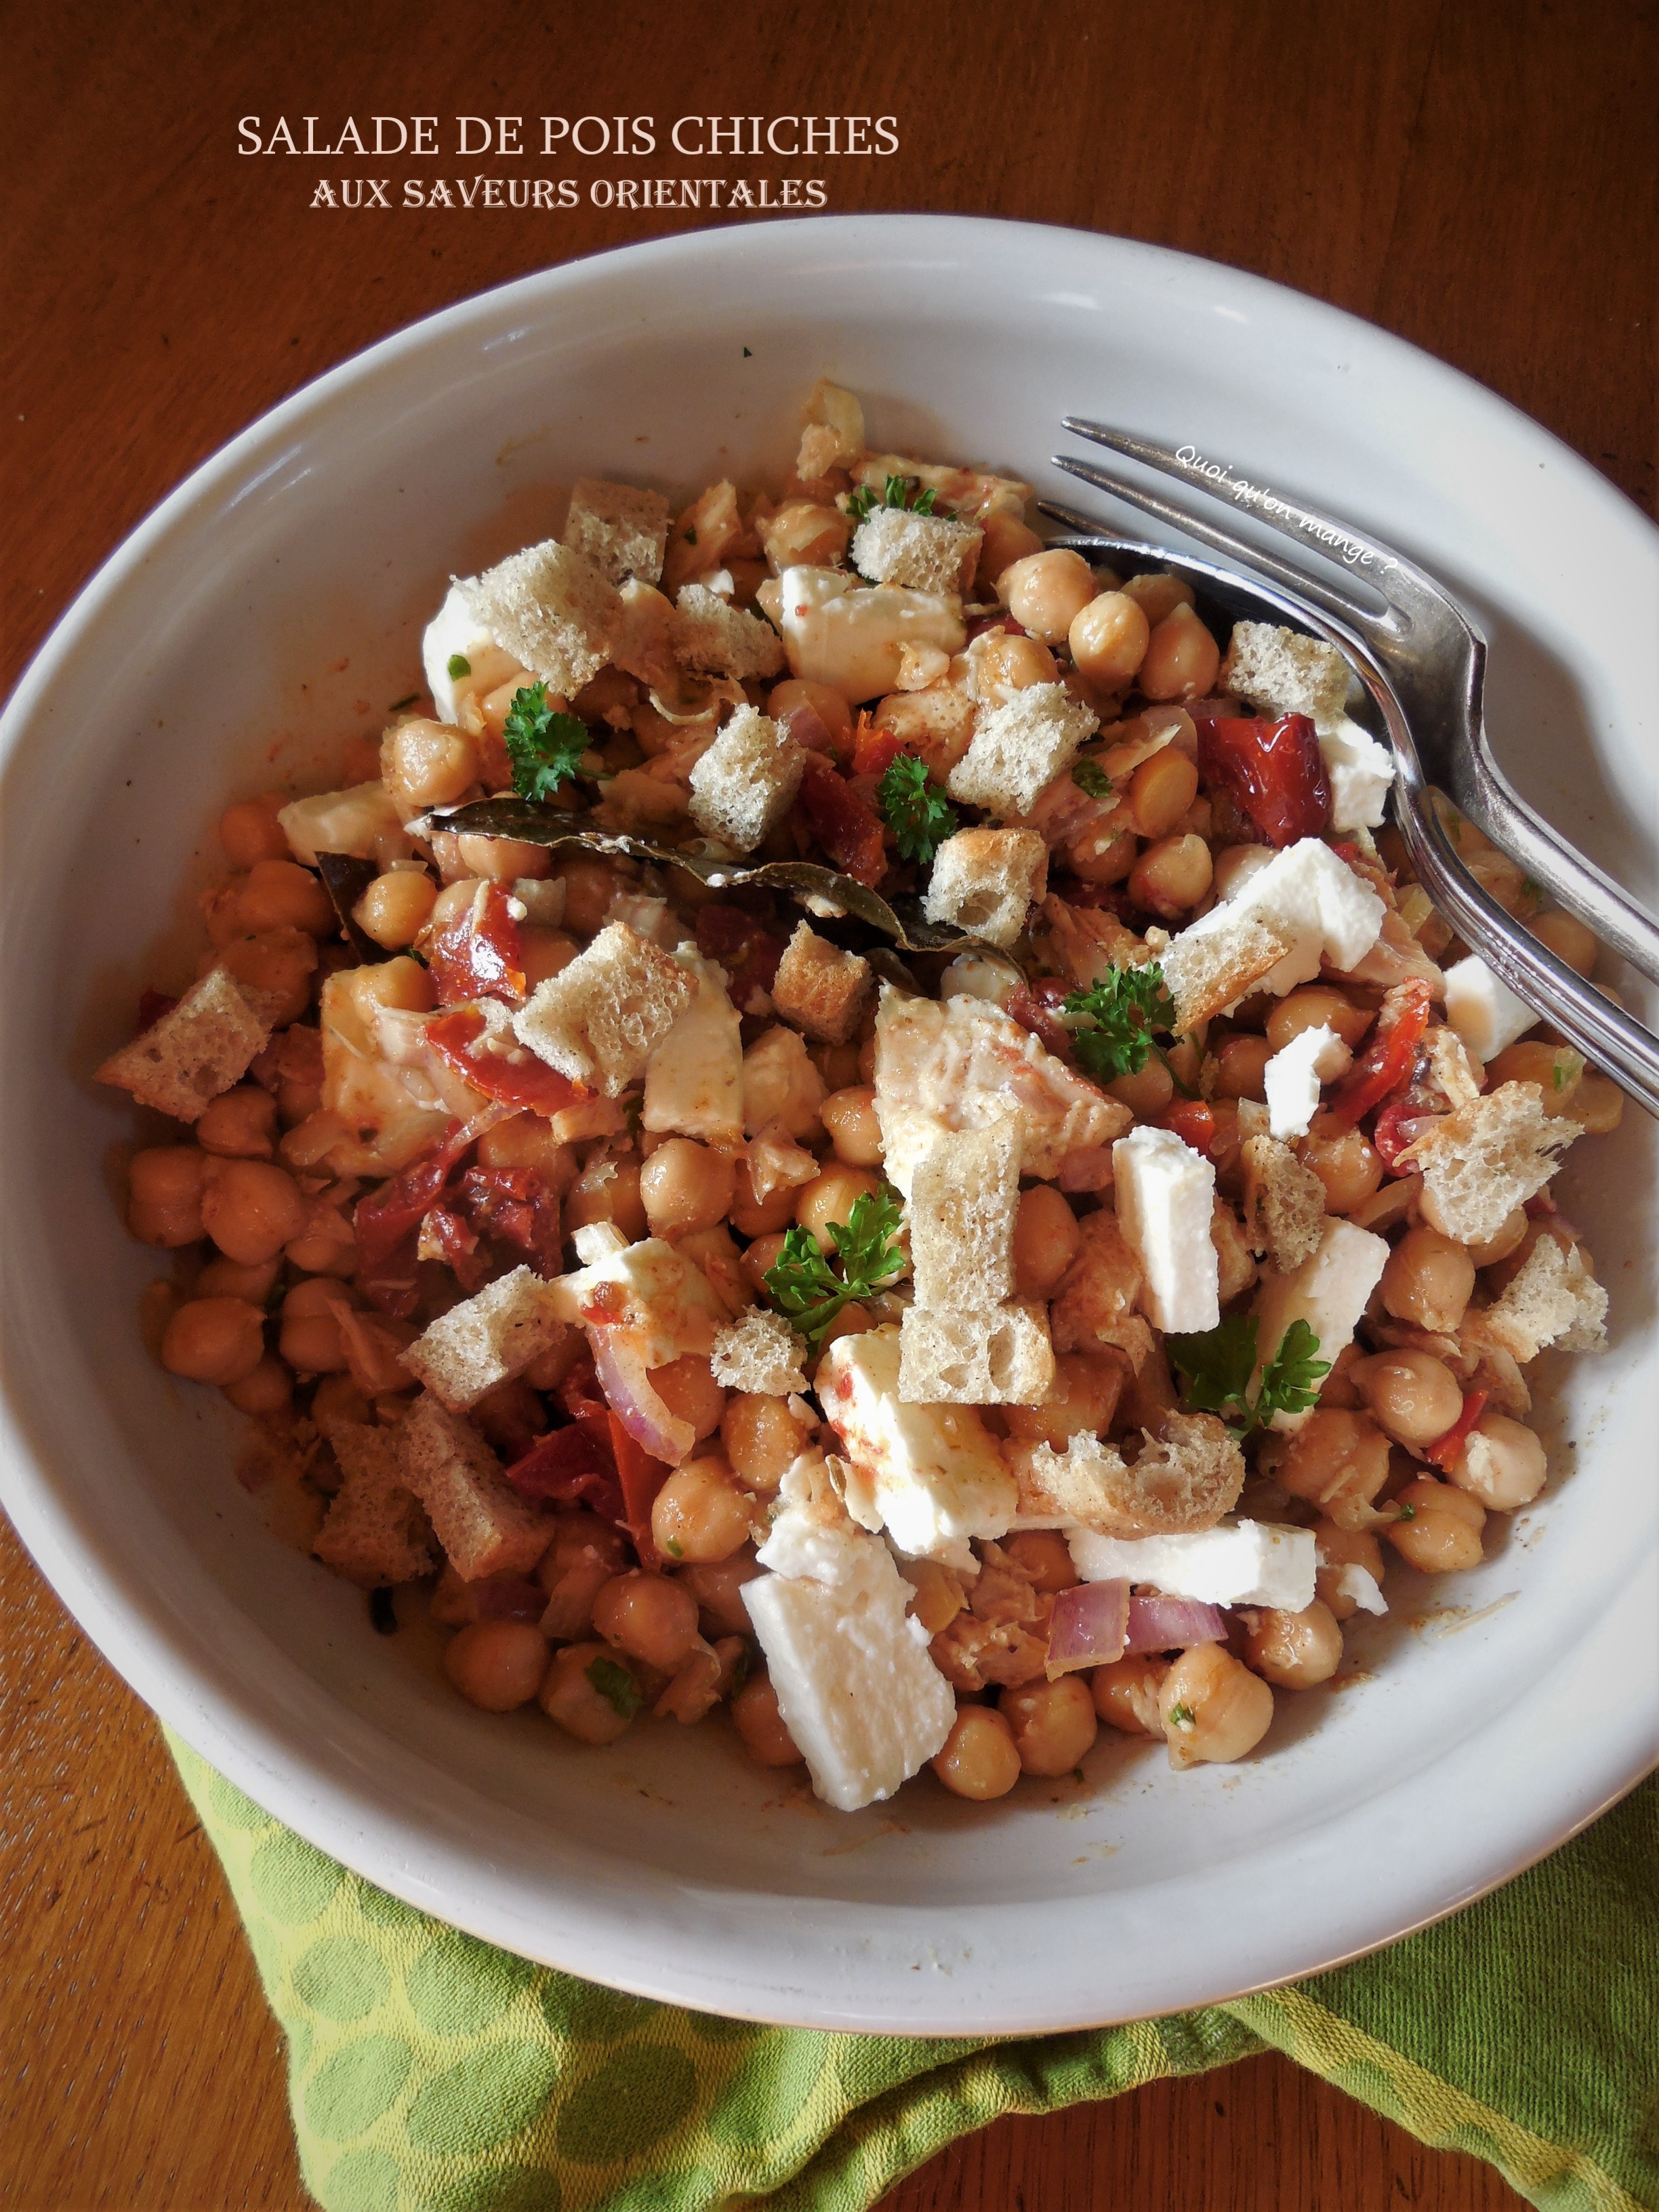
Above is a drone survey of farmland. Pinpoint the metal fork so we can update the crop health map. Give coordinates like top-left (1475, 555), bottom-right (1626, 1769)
top-left (1042, 424), bottom-right (1659, 1117)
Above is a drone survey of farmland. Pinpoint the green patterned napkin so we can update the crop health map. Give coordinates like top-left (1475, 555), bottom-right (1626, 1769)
top-left (166, 1734), bottom-right (1656, 2212)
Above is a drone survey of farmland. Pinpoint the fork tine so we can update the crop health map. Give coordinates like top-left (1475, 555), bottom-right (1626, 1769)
top-left (1045, 457), bottom-right (1382, 637)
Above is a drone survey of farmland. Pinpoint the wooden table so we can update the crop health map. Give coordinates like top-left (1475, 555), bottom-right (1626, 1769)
top-left (3, 2), bottom-right (1652, 2204)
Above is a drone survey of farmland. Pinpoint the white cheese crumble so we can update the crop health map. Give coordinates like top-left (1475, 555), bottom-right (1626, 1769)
top-left (1067, 1518), bottom-right (1317, 1610)
top-left (1111, 1124), bottom-right (1219, 1334)
top-left (1443, 954), bottom-right (1540, 1063)
top-left (1263, 1023), bottom-right (1350, 1139)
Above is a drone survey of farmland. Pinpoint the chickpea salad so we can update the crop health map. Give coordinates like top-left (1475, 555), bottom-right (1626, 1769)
top-left (100, 380), bottom-right (1620, 1812)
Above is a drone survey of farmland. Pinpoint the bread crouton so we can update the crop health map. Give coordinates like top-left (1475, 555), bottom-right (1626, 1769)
top-left (851, 507), bottom-right (983, 596)
top-left (687, 704), bottom-right (804, 851)
top-left (96, 966), bottom-right (274, 1124)
top-left (1399, 1081), bottom-right (1577, 1244)
top-left (312, 1422), bottom-right (437, 1588)
top-left (1048, 1210), bottom-right (1153, 1369)
top-left (399, 1265), bottom-right (569, 1411)
top-left (1158, 911), bottom-right (1294, 1029)
top-left (898, 1302), bottom-right (1054, 1406)
top-left (395, 1392), bottom-right (555, 1580)
top-left (1475, 1234), bottom-right (1608, 1361)
top-left (671, 583), bottom-right (785, 681)
top-left (562, 477), bottom-right (672, 586)
top-left (770, 921), bottom-right (872, 1045)
top-left (796, 379), bottom-right (865, 480)
top-left (922, 827), bottom-right (1048, 951)
top-left (1008, 1412), bottom-right (1243, 1536)
top-left (1220, 621), bottom-right (1351, 730)
top-left (909, 1120), bottom-right (1021, 1309)
top-left (607, 577), bottom-right (679, 692)
top-left (946, 683), bottom-right (1099, 819)
top-left (461, 539), bottom-right (621, 699)
top-left (709, 1307), bottom-right (807, 1395)
top-left (1242, 1130), bottom-right (1328, 1274)
top-left (512, 920), bottom-right (697, 1096)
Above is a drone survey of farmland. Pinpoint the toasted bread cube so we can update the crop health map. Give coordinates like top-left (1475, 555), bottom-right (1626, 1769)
top-left (687, 704), bottom-right (804, 852)
top-left (1220, 621), bottom-right (1351, 729)
top-left (1008, 1412), bottom-right (1244, 1536)
top-left (709, 1308), bottom-right (807, 1396)
top-left (96, 967), bottom-right (274, 1125)
top-left (671, 583), bottom-right (785, 681)
top-left (562, 477), bottom-right (671, 587)
top-left (851, 507), bottom-right (982, 596)
top-left (898, 1302), bottom-right (1054, 1406)
top-left (922, 827), bottom-right (1048, 950)
top-left (462, 537), bottom-right (621, 699)
top-left (1157, 912), bottom-right (1292, 1029)
top-left (313, 1423), bottom-right (438, 1588)
top-left (947, 683), bottom-right (1098, 819)
top-left (512, 920), bottom-right (697, 1097)
top-left (1242, 1130), bottom-right (1328, 1275)
top-left (400, 1266), bottom-right (570, 1412)
top-left (1399, 1081), bottom-right (1578, 1245)
top-left (395, 1392), bottom-right (554, 1580)
top-left (770, 922), bottom-right (872, 1045)
top-left (1475, 1232), bottom-right (1607, 1361)
top-left (909, 1120), bottom-right (1021, 1309)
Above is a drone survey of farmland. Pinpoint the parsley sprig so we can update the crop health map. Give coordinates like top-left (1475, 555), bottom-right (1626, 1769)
top-left (847, 472), bottom-right (939, 525)
top-left (1071, 757), bottom-right (1113, 800)
top-left (763, 1185), bottom-right (906, 1347)
top-left (878, 752), bottom-right (958, 866)
top-left (504, 680), bottom-right (592, 802)
top-left (1167, 1315), bottom-right (1330, 1440)
top-left (1061, 962), bottom-right (1191, 1090)
top-left (584, 1654), bottom-right (642, 1719)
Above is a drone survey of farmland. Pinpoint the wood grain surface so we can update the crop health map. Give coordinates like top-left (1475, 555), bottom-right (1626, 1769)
top-left (3, 1), bottom-right (1654, 2206)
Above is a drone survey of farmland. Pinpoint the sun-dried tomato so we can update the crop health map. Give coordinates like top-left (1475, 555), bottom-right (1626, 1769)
top-left (1005, 981), bottom-right (1074, 1061)
top-left (1198, 714), bottom-right (1332, 848)
top-left (456, 1164), bottom-right (563, 1277)
top-left (1158, 1099), bottom-right (1220, 1158)
top-left (352, 1122), bottom-right (471, 1315)
top-left (694, 903), bottom-right (784, 1012)
top-left (421, 1205), bottom-right (489, 1291)
top-left (1422, 1389), bottom-right (1490, 1473)
top-left (851, 724), bottom-right (920, 780)
top-left (609, 1415), bottom-right (670, 1567)
top-left (504, 1420), bottom-right (624, 1523)
top-left (1372, 1092), bottom-right (1443, 1172)
top-left (797, 753), bottom-right (887, 888)
top-left (426, 1004), bottom-right (586, 1115)
top-left (423, 883), bottom-right (527, 1008)
top-left (1326, 981), bottom-right (1434, 1130)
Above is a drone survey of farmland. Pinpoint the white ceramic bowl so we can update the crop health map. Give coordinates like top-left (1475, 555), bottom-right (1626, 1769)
top-left (3, 216), bottom-right (1656, 2034)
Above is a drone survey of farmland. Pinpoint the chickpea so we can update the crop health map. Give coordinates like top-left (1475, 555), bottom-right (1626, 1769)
top-left (977, 509), bottom-right (1043, 594)
top-left (731, 1181), bottom-right (799, 1242)
top-left (127, 1147), bottom-right (209, 1247)
top-left (738, 1229), bottom-right (791, 1299)
top-left (591, 1570), bottom-right (701, 1671)
top-left (355, 868), bottom-right (438, 950)
top-left (194, 1086), bottom-right (277, 1162)
top-left (1382, 1226), bottom-right (1475, 1334)
top-left (1532, 909), bottom-right (1598, 977)
top-left (768, 676), bottom-right (853, 748)
top-left (1010, 1184), bottom-right (1080, 1300)
top-left (444, 1620), bottom-right (550, 1713)
top-left (1313, 1523), bottom-right (1387, 1620)
top-left (1300, 1112), bottom-right (1384, 1214)
top-left (1106, 1057), bottom-right (1175, 1118)
top-left (1266, 987), bottom-right (1372, 1053)
top-left (557, 857), bottom-right (618, 936)
top-left (640, 1139), bottom-right (736, 1239)
top-left (516, 927), bottom-right (575, 991)
top-left (310, 1374), bottom-right (373, 1437)
top-left (998, 1676), bottom-right (1097, 1776)
top-left (160, 1296), bottom-right (267, 1386)
top-left (1091, 1654), bottom-right (1167, 1737)
top-left (722, 1392), bottom-right (811, 1494)
top-left (200, 1158), bottom-right (306, 1266)
top-left (1210, 843), bottom-right (1275, 901)
top-left (539, 1641), bottom-right (639, 1745)
top-left (384, 718), bottom-right (480, 816)
top-left (457, 834), bottom-right (554, 886)
top-left (1067, 590), bottom-right (1151, 691)
top-left (347, 954), bottom-right (435, 1016)
top-left (1275, 1409), bottom-right (1392, 1528)
top-left (537, 1515), bottom-right (630, 1640)
top-left (1118, 571), bottom-right (1196, 627)
top-left (731, 1673), bottom-right (803, 1767)
top-left (285, 1197), bottom-right (356, 1277)
top-left (1126, 746), bottom-right (1198, 840)
top-left (279, 1277), bottom-right (352, 1374)
top-left (1215, 1033), bottom-right (1272, 1102)
top-left (649, 1357), bottom-right (726, 1446)
top-left (813, 1303), bottom-right (874, 1361)
top-left (222, 1353), bottom-right (293, 1417)
top-left (1449, 1412), bottom-right (1547, 1511)
top-left (1385, 1476), bottom-right (1485, 1572)
top-left (476, 1114), bottom-right (577, 1191)
top-left (1160, 1644), bottom-right (1274, 1768)
top-left (198, 1258), bottom-right (277, 1307)
top-left (651, 1455), bottom-right (753, 1563)
top-left (1486, 1039), bottom-right (1583, 1111)
top-left (794, 1164), bottom-right (884, 1258)
top-left (1245, 1600), bottom-right (1343, 1690)
top-left (1128, 833), bottom-right (1212, 918)
top-left (971, 630), bottom-right (1059, 700)
top-left (818, 1085), bottom-right (884, 1168)
top-left (1137, 604), bottom-right (1220, 701)
top-left (235, 859), bottom-right (336, 938)
top-left (1568, 1073), bottom-right (1624, 1136)
top-left (218, 798), bottom-right (290, 869)
top-left (1002, 1350), bottom-right (1124, 1450)
top-left (1352, 1350), bottom-right (1465, 1451)
top-left (219, 928), bottom-right (318, 1028)
top-left (1001, 1530), bottom-right (1078, 1595)
top-left (931, 1706), bottom-right (1022, 1800)
top-left (1001, 548), bottom-right (1098, 643)
top-left (564, 1153), bottom-right (647, 1240)
top-left (676, 1551), bottom-right (762, 1639)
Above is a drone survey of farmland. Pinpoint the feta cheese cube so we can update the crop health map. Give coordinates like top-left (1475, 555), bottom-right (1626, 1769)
top-left (1263, 1023), bottom-right (1349, 1139)
top-left (777, 565), bottom-right (966, 705)
top-left (1067, 1518), bottom-right (1317, 1610)
top-left (1444, 954), bottom-right (1540, 1062)
top-left (816, 1326), bottom-right (1015, 1561)
top-left (1111, 1124), bottom-right (1219, 1334)
top-left (1334, 1563), bottom-right (1388, 1616)
top-left (1252, 1217), bottom-right (1389, 1431)
top-left (547, 1235), bottom-right (724, 1365)
top-left (422, 581), bottom-right (499, 723)
top-left (1319, 716), bottom-right (1395, 833)
top-left (1181, 836), bottom-right (1386, 997)
top-left (643, 950), bottom-right (743, 1145)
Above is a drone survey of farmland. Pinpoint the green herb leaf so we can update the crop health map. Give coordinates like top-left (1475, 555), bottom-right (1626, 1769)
top-left (446, 653), bottom-right (471, 680)
top-left (664, 1537), bottom-right (684, 1559)
top-left (912, 485), bottom-right (938, 516)
top-left (1168, 1702), bottom-right (1196, 1730)
top-left (1168, 1313), bottom-right (1329, 1439)
top-left (584, 1654), bottom-right (642, 1719)
top-left (878, 752), bottom-right (958, 867)
top-left (846, 485), bottom-right (878, 524)
top-left (1395, 1500), bottom-right (1416, 1523)
top-left (504, 681), bottom-right (590, 802)
top-left (1071, 757), bottom-right (1113, 800)
top-left (1256, 1317), bottom-right (1331, 1427)
top-left (764, 1186), bottom-right (906, 1347)
top-left (1062, 962), bottom-right (1177, 1083)
top-left (883, 472), bottom-right (909, 509)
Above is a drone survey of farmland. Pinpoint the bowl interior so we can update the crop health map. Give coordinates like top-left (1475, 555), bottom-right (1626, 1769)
top-left (3, 218), bottom-right (1656, 2031)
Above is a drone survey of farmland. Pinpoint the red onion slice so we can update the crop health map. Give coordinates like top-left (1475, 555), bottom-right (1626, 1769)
top-left (1123, 1594), bottom-right (1227, 1654)
top-left (1046, 1579), bottom-right (1130, 1675)
top-left (590, 1329), bottom-right (695, 1467)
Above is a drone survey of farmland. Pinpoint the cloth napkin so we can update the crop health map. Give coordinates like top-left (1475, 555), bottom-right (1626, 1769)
top-left (165, 1733), bottom-right (1656, 2212)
